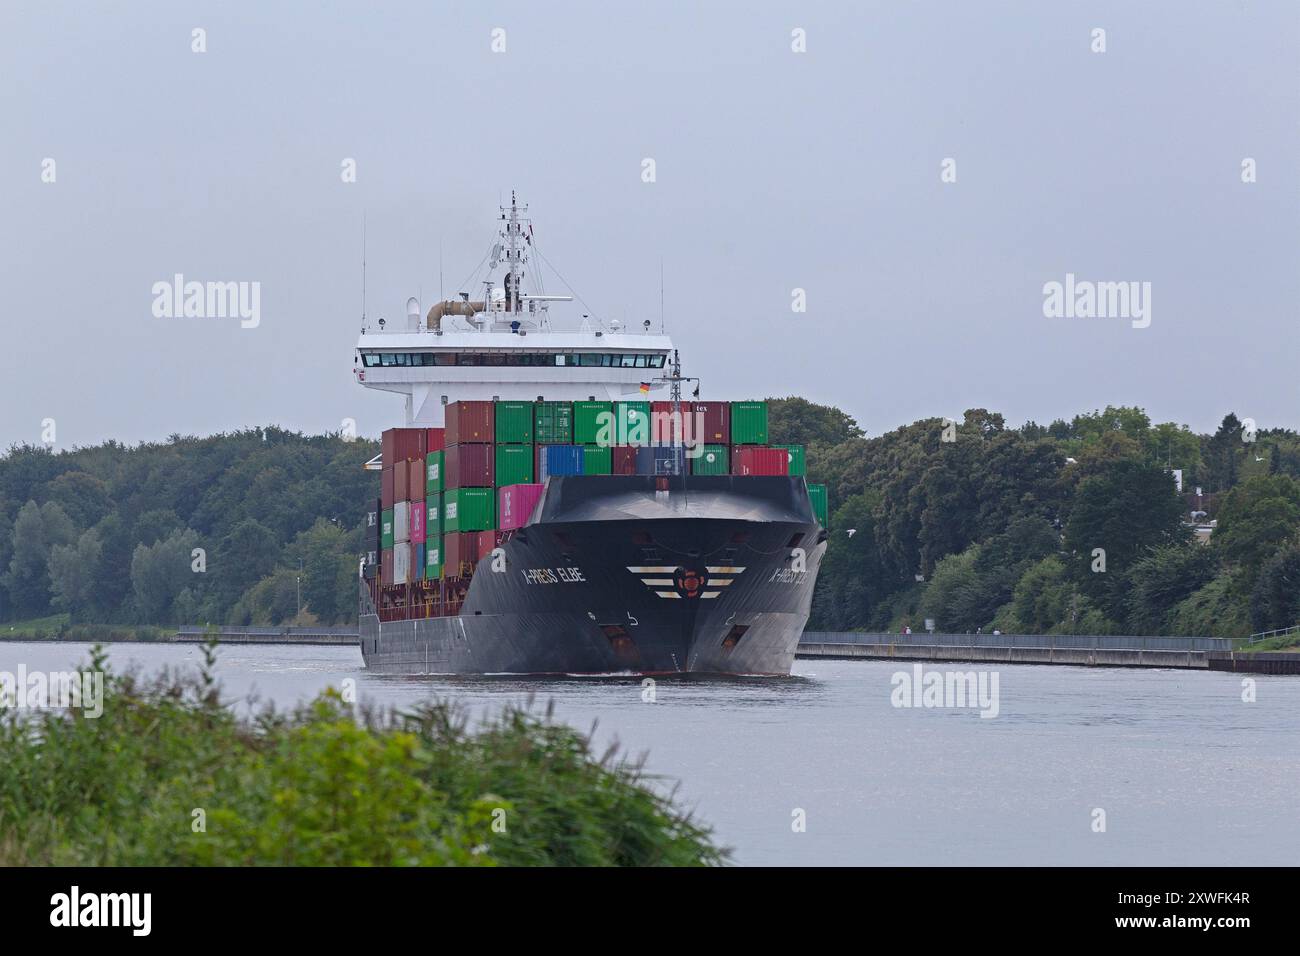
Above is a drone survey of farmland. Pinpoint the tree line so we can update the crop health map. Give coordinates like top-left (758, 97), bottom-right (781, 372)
top-left (3, 404), bottom-right (1298, 637)
top-left (771, 399), bottom-right (1300, 638)
top-left (0, 428), bottom-right (375, 627)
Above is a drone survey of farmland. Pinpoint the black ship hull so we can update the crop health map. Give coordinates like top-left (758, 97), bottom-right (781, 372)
top-left (360, 475), bottom-right (826, 675)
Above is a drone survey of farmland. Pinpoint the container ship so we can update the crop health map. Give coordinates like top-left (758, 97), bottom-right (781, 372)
top-left (354, 195), bottom-right (827, 674)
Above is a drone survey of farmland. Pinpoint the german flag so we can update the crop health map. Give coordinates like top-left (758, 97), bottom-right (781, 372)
top-left (639, 382), bottom-right (651, 394)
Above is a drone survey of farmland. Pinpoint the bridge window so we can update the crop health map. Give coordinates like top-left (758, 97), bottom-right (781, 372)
top-left (362, 351), bottom-right (672, 370)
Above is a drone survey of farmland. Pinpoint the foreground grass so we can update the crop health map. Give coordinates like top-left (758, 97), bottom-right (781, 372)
top-left (0, 646), bottom-right (725, 866)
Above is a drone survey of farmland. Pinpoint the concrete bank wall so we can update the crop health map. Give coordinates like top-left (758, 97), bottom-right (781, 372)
top-left (796, 641), bottom-right (1207, 669)
top-left (174, 626), bottom-right (360, 646)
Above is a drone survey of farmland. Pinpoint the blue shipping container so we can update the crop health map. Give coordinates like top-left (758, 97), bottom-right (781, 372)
top-left (539, 444), bottom-right (585, 482)
top-left (635, 445), bottom-right (687, 476)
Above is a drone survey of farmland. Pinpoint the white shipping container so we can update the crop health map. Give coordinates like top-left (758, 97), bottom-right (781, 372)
top-left (394, 501), bottom-right (410, 543)
top-left (392, 541), bottom-right (411, 585)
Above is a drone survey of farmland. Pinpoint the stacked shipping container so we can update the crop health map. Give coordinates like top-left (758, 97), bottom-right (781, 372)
top-left (377, 398), bottom-right (826, 595)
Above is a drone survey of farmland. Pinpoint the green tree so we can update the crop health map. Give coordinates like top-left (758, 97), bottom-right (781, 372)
top-left (1250, 542), bottom-right (1300, 633)
top-left (1125, 543), bottom-right (1218, 634)
top-left (1212, 475), bottom-right (1300, 583)
top-left (1064, 459), bottom-right (1187, 620)
top-left (131, 528), bottom-right (201, 623)
top-left (1, 501), bottom-right (76, 619)
top-left (289, 519), bottom-right (353, 624)
top-left (766, 397), bottom-right (864, 446)
top-left (212, 518), bottom-right (281, 609)
top-left (46, 472), bottom-right (113, 529)
top-left (1203, 413), bottom-right (1245, 493)
top-left (1167, 573), bottom-right (1250, 638)
top-left (48, 529), bottom-right (104, 621)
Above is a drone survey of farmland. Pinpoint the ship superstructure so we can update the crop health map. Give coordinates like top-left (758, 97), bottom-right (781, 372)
top-left (355, 193), bottom-right (674, 425)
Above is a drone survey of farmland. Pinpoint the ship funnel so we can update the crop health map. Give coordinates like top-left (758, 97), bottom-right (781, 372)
top-left (426, 299), bottom-right (487, 330)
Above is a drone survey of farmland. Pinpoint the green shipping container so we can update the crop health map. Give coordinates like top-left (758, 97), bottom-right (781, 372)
top-left (573, 401), bottom-right (613, 445)
top-left (615, 400), bottom-right (651, 445)
top-left (534, 401), bottom-right (574, 444)
top-left (691, 444), bottom-right (730, 475)
top-left (582, 444), bottom-right (612, 475)
top-left (731, 401), bottom-right (769, 445)
top-left (495, 401), bottom-right (534, 444)
top-left (444, 487), bottom-right (495, 533)
top-left (495, 444), bottom-right (534, 486)
top-left (425, 450), bottom-right (444, 495)
top-left (808, 483), bottom-right (828, 528)
top-left (380, 509), bottom-right (395, 549)
top-left (426, 495), bottom-right (442, 535)
top-left (773, 443), bottom-right (806, 476)
top-left (425, 536), bottom-right (443, 580)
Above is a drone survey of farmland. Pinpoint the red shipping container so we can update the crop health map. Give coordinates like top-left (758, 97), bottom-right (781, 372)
top-left (732, 446), bottom-right (789, 476)
top-left (426, 427), bottom-right (446, 452)
top-left (380, 547), bottom-right (394, 587)
top-left (444, 401), bottom-right (495, 445)
top-left (395, 461), bottom-right (409, 501)
top-left (409, 459), bottom-right (425, 502)
top-left (381, 465), bottom-right (395, 509)
top-left (475, 530), bottom-right (497, 559)
top-left (444, 443), bottom-right (495, 488)
top-left (651, 401), bottom-right (730, 445)
top-left (410, 500), bottom-right (426, 544)
top-left (382, 427), bottom-right (427, 464)
top-left (611, 446), bottom-right (637, 475)
top-left (443, 532), bottom-right (482, 578)
top-left (499, 483), bottom-right (544, 531)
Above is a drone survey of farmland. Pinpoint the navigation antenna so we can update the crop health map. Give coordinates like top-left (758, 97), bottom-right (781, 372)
top-left (361, 213), bottom-right (367, 328)
top-left (654, 349), bottom-right (700, 453)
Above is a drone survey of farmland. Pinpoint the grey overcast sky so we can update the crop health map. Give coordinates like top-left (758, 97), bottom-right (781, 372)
top-left (2, 0), bottom-right (1297, 448)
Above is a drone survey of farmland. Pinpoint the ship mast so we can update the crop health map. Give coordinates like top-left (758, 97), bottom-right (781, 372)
top-left (656, 348), bottom-right (699, 455)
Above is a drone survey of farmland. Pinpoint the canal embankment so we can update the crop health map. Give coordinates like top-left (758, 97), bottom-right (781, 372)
top-left (796, 632), bottom-right (1232, 669)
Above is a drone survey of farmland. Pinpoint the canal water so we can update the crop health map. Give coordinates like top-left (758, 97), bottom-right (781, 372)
top-left (3, 641), bottom-right (1296, 866)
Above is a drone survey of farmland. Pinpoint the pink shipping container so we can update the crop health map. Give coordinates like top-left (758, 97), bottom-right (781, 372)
top-left (444, 443), bottom-right (495, 489)
top-left (444, 401), bottom-right (495, 445)
top-left (732, 446), bottom-right (789, 476)
top-left (382, 427), bottom-right (426, 464)
top-left (408, 458), bottom-right (425, 502)
top-left (410, 499), bottom-right (426, 544)
top-left (498, 483), bottom-right (544, 531)
top-left (425, 427), bottom-right (446, 452)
